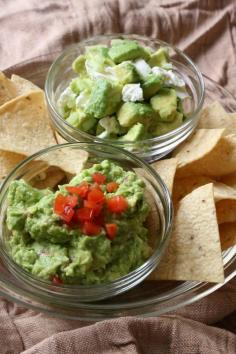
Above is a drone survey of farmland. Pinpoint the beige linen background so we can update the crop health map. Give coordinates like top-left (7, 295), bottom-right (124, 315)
top-left (0, 0), bottom-right (236, 353)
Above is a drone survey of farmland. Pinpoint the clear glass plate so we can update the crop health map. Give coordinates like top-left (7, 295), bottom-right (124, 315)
top-left (2, 54), bottom-right (236, 321)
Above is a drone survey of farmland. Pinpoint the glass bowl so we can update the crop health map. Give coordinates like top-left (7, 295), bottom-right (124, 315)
top-left (2, 54), bottom-right (235, 320)
top-left (0, 143), bottom-right (173, 302)
top-left (45, 34), bottom-right (205, 162)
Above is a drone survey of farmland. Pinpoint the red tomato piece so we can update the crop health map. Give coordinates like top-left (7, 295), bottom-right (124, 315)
top-left (107, 196), bottom-right (128, 214)
top-left (105, 223), bottom-right (117, 240)
top-left (92, 172), bottom-right (106, 184)
top-left (52, 275), bottom-right (63, 285)
top-left (76, 207), bottom-right (94, 222)
top-left (65, 195), bottom-right (78, 208)
top-left (60, 205), bottom-right (75, 223)
top-left (84, 200), bottom-right (103, 216)
top-left (87, 188), bottom-right (105, 205)
top-left (54, 194), bottom-right (67, 214)
top-left (106, 182), bottom-right (119, 193)
top-left (54, 194), bottom-right (78, 223)
top-left (82, 221), bottom-right (101, 236)
top-left (66, 182), bottom-right (89, 199)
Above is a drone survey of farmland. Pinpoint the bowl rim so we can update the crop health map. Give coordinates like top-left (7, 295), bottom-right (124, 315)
top-left (45, 33), bottom-right (205, 145)
top-left (0, 142), bottom-right (173, 297)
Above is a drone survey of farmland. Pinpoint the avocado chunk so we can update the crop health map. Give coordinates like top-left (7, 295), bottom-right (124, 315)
top-left (148, 47), bottom-right (169, 68)
top-left (113, 61), bottom-right (139, 85)
top-left (142, 74), bottom-right (165, 100)
top-left (119, 123), bottom-right (147, 142)
top-left (85, 45), bottom-right (110, 58)
top-left (117, 102), bottom-right (155, 128)
top-left (72, 55), bottom-right (86, 74)
top-left (66, 110), bottom-right (96, 132)
top-left (153, 111), bottom-right (183, 136)
top-left (70, 77), bottom-right (93, 95)
top-left (85, 79), bottom-right (121, 119)
top-left (108, 40), bottom-right (150, 64)
top-left (150, 88), bottom-right (177, 122)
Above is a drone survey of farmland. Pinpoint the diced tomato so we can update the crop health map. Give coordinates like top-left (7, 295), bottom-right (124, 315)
top-left (54, 194), bottom-right (67, 214)
top-left (82, 221), bottom-right (101, 236)
top-left (66, 195), bottom-right (78, 208)
top-left (54, 194), bottom-right (78, 215)
top-left (76, 207), bottom-right (94, 223)
top-left (84, 200), bottom-right (103, 216)
top-left (105, 223), bottom-right (117, 240)
top-left (92, 172), bottom-right (106, 185)
top-left (52, 275), bottom-right (63, 285)
top-left (93, 211), bottom-right (104, 226)
top-left (107, 196), bottom-right (128, 214)
top-left (66, 182), bottom-right (89, 199)
top-left (60, 205), bottom-right (75, 223)
top-left (106, 182), bottom-right (119, 193)
top-left (87, 188), bottom-right (105, 205)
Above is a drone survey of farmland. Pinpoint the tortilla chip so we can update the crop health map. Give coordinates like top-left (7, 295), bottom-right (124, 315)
top-left (151, 158), bottom-right (177, 195)
top-left (0, 72), bottom-right (17, 105)
top-left (0, 150), bottom-right (26, 180)
top-left (149, 184), bottom-right (224, 283)
top-left (11, 74), bottom-right (40, 95)
top-left (198, 101), bottom-right (236, 134)
top-left (219, 172), bottom-right (236, 189)
top-left (55, 132), bottom-right (68, 144)
top-left (174, 131), bottom-right (236, 178)
top-left (213, 182), bottom-right (236, 202)
top-left (216, 200), bottom-right (236, 224)
top-left (219, 223), bottom-right (236, 250)
top-left (31, 166), bottom-right (65, 189)
top-left (45, 147), bottom-right (89, 175)
top-left (172, 175), bottom-right (214, 206)
top-left (0, 91), bottom-right (56, 155)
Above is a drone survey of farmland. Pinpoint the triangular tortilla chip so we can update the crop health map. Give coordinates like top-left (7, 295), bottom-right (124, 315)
top-left (216, 200), bottom-right (236, 224)
top-left (174, 131), bottom-right (236, 178)
top-left (0, 91), bottom-right (56, 155)
top-left (11, 74), bottom-right (40, 95)
top-left (149, 184), bottom-right (224, 283)
top-left (0, 150), bottom-right (26, 180)
top-left (172, 175), bottom-right (214, 206)
top-left (198, 101), bottom-right (236, 135)
top-left (219, 223), bottom-right (236, 250)
top-left (0, 72), bottom-right (17, 105)
top-left (151, 158), bottom-right (177, 195)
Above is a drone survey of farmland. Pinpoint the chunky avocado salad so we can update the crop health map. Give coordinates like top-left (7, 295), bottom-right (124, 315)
top-left (6, 160), bottom-right (152, 285)
top-left (57, 39), bottom-right (189, 141)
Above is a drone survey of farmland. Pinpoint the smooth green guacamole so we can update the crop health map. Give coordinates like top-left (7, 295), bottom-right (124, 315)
top-left (57, 39), bottom-right (189, 141)
top-left (6, 160), bottom-right (152, 285)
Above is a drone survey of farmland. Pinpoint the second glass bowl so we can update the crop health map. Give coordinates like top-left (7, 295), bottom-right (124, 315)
top-left (45, 34), bottom-right (205, 162)
top-left (0, 143), bottom-right (173, 302)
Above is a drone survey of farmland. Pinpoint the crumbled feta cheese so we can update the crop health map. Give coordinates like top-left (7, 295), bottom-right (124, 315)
top-left (162, 62), bottom-right (173, 70)
top-left (122, 84), bottom-right (144, 102)
top-left (175, 88), bottom-right (190, 100)
top-left (85, 61), bottom-right (116, 81)
top-left (152, 67), bottom-right (185, 87)
top-left (97, 116), bottom-right (120, 138)
top-left (59, 87), bottom-right (76, 108)
top-left (133, 59), bottom-right (152, 78)
top-left (75, 91), bottom-right (89, 108)
top-left (166, 71), bottom-right (185, 87)
top-left (57, 87), bottom-right (76, 115)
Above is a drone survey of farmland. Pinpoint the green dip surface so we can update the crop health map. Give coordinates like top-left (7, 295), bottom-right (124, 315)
top-left (57, 39), bottom-right (189, 142)
top-left (6, 160), bottom-right (152, 285)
